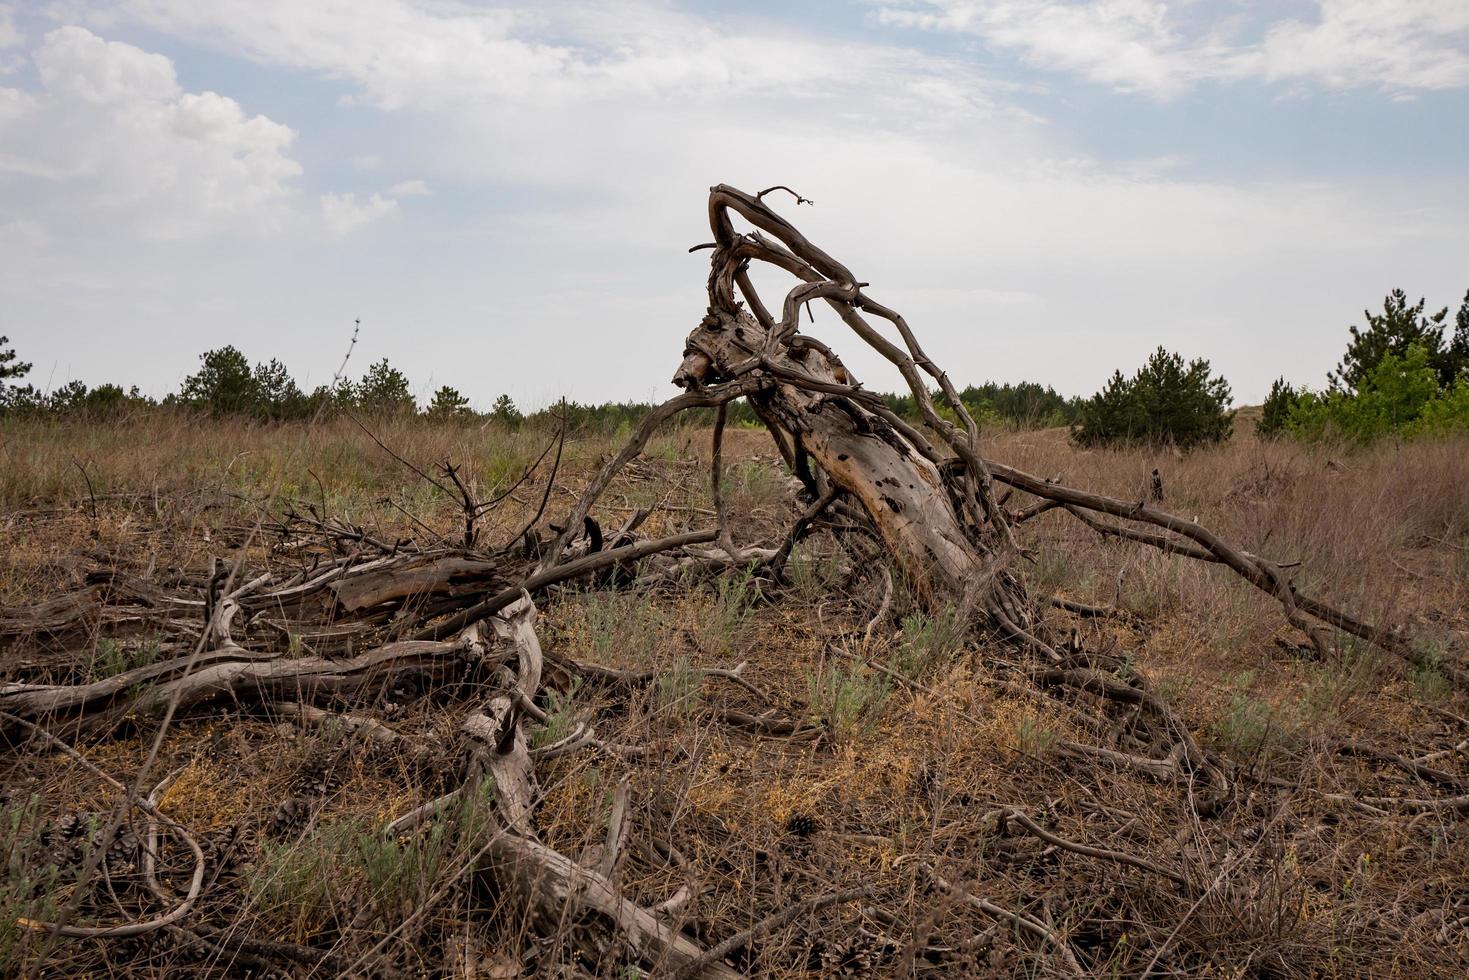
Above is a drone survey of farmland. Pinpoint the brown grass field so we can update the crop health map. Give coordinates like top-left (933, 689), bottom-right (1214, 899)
top-left (1, 410), bottom-right (1467, 977)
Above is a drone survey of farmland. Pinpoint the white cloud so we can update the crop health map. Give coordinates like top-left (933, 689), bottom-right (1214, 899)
top-left (1262, 1), bottom-right (1469, 91)
top-left (0, 6), bottom-right (23, 50)
top-left (0, 26), bottom-right (302, 239)
top-left (86, 2), bottom-right (1048, 215)
top-left (34, 20), bottom-right (178, 101)
top-left (878, 1), bottom-right (1239, 98)
top-left (104, 0), bottom-right (1023, 118)
top-left (0, 217), bottom-right (48, 246)
top-left (878, 1), bottom-right (1469, 97)
top-left (320, 191), bottom-right (397, 235)
top-left (318, 178), bottom-right (430, 237)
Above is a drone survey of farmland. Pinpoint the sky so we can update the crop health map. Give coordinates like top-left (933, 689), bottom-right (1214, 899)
top-left (1, 1), bottom-right (1467, 410)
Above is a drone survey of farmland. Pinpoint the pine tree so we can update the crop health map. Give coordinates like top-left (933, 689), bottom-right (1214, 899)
top-left (427, 385), bottom-right (471, 418)
top-left (490, 394), bottom-right (523, 428)
top-left (356, 359), bottom-right (415, 414)
top-left (1330, 290), bottom-right (1454, 393)
top-left (1256, 378), bottom-right (1301, 438)
top-left (0, 336), bottom-right (31, 387)
top-left (1072, 347), bottom-right (1232, 450)
top-left (1447, 289), bottom-right (1469, 384)
top-left (252, 359), bottom-right (305, 419)
top-left (179, 346), bottom-right (260, 416)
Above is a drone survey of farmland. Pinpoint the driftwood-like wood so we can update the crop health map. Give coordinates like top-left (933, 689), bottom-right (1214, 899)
top-left (0, 592), bottom-right (103, 637)
top-left (327, 556), bottom-right (507, 613)
top-left (0, 634), bottom-right (492, 731)
top-left (453, 598), bottom-right (742, 978)
top-left (490, 833), bottom-right (742, 979)
top-left (669, 184), bottom-right (1451, 687)
top-left (679, 306), bottom-right (986, 607)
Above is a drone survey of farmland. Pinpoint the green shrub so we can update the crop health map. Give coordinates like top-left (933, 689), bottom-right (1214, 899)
top-left (532, 681), bottom-right (583, 747)
top-left (88, 636), bottom-right (162, 681)
top-left (1285, 344), bottom-right (1466, 442)
top-left (1281, 289), bottom-right (1469, 444)
top-left (1072, 347), bottom-right (1233, 450)
top-left (724, 458), bottom-right (786, 511)
top-left (249, 782), bottom-right (496, 937)
top-left (1409, 644), bottom-right (1452, 702)
top-left (891, 605), bottom-right (964, 680)
top-left (1212, 674), bottom-right (1295, 763)
top-left (655, 657), bottom-right (702, 719)
top-left (805, 663), bottom-right (889, 741)
top-left (1404, 378), bottom-right (1469, 438)
top-left (1015, 714), bottom-right (1058, 756)
top-left (692, 567), bottom-right (758, 656)
top-left (784, 544), bottom-right (846, 601)
top-left (561, 591), bottom-right (662, 666)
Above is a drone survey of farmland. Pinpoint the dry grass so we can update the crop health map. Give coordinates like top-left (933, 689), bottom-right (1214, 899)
top-left (1, 412), bottom-right (1467, 977)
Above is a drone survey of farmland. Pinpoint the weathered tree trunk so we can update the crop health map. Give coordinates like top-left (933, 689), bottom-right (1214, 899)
top-left (665, 185), bottom-right (1436, 686)
top-left (677, 307), bottom-right (987, 609)
top-left (672, 185), bottom-right (1035, 637)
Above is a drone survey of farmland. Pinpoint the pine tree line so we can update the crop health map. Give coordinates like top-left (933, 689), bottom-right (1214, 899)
top-left (0, 341), bottom-right (1077, 434)
top-left (4, 286), bottom-right (1467, 444)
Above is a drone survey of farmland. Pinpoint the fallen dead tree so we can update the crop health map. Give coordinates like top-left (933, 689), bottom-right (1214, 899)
top-left (2, 184), bottom-right (1466, 977)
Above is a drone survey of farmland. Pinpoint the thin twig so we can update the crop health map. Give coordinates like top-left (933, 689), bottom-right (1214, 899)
top-left (1002, 808), bottom-right (1190, 890)
top-left (71, 456), bottom-right (98, 522)
top-left (665, 886), bottom-right (872, 979)
top-left (507, 407), bottom-right (567, 550)
top-left (927, 867), bottom-right (1084, 977)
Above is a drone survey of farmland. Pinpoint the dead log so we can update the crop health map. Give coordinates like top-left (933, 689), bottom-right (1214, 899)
top-left (670, 186), bottom-right (1044, 648)
top-left (326, 556), bottom-right (507, 614)
top-left (677, 306), bottom-right (991, 608)
top-left (0, 633), bottom-right (495, 731)
top-left (0, 590), bottom-right (124, 638)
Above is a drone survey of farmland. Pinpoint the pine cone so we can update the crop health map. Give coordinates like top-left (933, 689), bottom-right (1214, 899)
top-left (785, 813), bottom-right (822, 838)
top-left (104, 825), bottom-right (141, 875)
top-left (268, 796), bottom-right (314, 839)
top-left (817, 932), bottom-right (896, 976)
top-left (56, 811), bottom-right (87, 841)
top-left (202, 823), bottom-right (257, 877)
top-left (291, 749), bottom-right (344, 798)
top-left (112, 926), bottom-right (176, 962)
